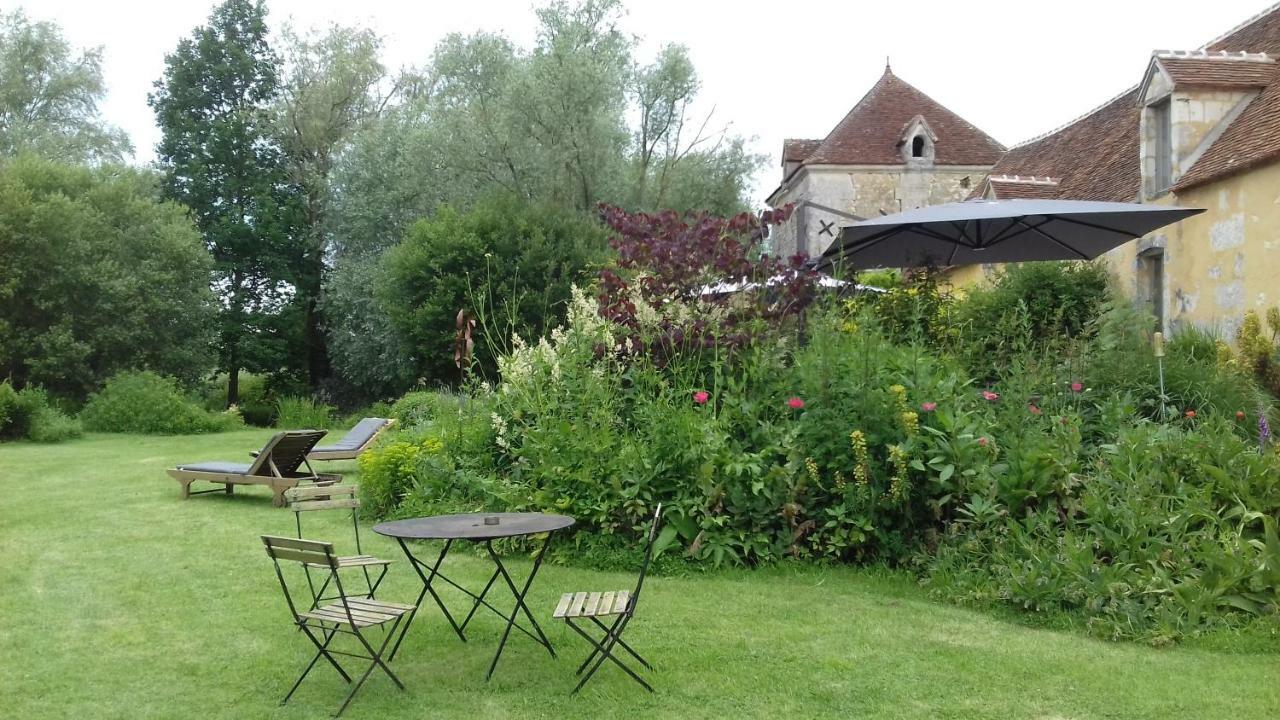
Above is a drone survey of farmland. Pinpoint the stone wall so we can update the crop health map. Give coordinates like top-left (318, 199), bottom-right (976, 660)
top-left (770, 164), bottom-right (987, 258)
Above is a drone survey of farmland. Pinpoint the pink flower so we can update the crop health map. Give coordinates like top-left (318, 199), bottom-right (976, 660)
top-left (1029, 404), bottom-right (1042, 415)
top-left (1185, 409), bottom-right (1197, 419)
top-left (693, 391), bottom-right (709, 405)
top-left (978, 437), bottom-right (989, 447)
top-left (920, 402), bottom-right (937, 413)
top-left (786, 397), bottom-right (805, 410)
top-left (981, 391), bottom-right (1000, 402)
top-left (1070, 382), bottom-right (1083, 393)
top-left (1236, 410), bottom-right (1246, 420)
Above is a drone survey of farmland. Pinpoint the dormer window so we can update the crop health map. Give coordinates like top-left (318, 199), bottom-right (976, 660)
top-left (900, 115), bottom-right (936, 164)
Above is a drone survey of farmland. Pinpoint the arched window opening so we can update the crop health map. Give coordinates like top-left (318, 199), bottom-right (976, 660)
top-left (911, 135), bottom-right (926, 158)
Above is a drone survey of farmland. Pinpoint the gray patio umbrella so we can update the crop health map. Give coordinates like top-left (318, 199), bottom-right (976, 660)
top-left (815, 199), bottom-right (1204, 271)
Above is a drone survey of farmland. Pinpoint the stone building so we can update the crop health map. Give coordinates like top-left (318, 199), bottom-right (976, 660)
top-left (970, 4), bottom-right (1280, 338)
top-left (765, 65), bottom-right (1004, 258)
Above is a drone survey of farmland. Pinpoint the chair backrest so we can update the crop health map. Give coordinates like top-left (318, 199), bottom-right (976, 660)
top-left (263, 535), bottom-right (354, 622)
top-left (283, 485), bottom-right (365, 554)
top-left (628, 503), bottom-right (663, 615)
top-left (248, 430), bottom-right (327, 477)
top-left (333, 418), bottom-right (392, 450)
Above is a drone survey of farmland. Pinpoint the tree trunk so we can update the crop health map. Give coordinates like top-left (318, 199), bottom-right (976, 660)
top-left (227, 364), bottom-right (240, 408)
top-left (305, 291), bottom-right (330, 390)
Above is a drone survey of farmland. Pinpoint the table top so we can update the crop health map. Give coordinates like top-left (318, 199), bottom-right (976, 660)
top-left (373, 512), bottom-right (575, 540)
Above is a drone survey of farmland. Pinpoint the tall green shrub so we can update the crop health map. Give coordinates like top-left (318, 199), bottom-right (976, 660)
top-left (82, 371), bottom-right (242, 434)
top-left (377, 195), bottom-right (608, 386)
top-left (955, 262), bottom-right (1110, 374)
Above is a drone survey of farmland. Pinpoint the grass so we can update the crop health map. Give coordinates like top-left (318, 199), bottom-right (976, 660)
top-left (2, 429), bottom-right (1278, 719)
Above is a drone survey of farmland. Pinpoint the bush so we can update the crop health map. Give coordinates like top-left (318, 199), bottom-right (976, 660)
top-left (954, 262), bottom-right (1110, 374)
top-left (358, 398), bottom-right (496, 520)
top-left (275, 396), bottom-right (334, 429)
top-left (926, 418), bottom-right (1280, 643)
top-left (337, 401), bottom-right (393, 430)
top-left (82, 371), bottom-right (243, 434)
top-left (377, 195), bottom-right (609, 386)
top-left (389, 390), bottom-right (450, 427)
top-left (1087, 302), bottom-right (1265, 421)
top-left (0, 381), bottom-right (81, 442)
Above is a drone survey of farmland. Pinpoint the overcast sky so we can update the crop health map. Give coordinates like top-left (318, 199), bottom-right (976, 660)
top-left (18, 0), bottom-right (1279, 206)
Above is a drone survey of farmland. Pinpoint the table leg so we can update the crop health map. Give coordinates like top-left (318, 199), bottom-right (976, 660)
top-left (388, 538), bottom-right (466, 662)
top-left (459, 566), bottom-right (502, 633)
top-left (484, 531), bottom-right (557, 681)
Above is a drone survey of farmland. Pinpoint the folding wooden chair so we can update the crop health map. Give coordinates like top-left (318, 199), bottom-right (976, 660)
top-left (552, 504), bottom-right (662, 693)
top-left (262, 536), bottom-right (416, 717)
top-left (283, 485), bottom-right (392, 606)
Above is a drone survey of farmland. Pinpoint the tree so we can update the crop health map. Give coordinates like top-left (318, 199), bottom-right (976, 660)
top-left (0, 156), bottom-right (216, 397)
top-left (276, 23), bottom-right (391, 390)
top-left (627, 44), bottom-right (761, 215)
top-left (149, 0), bottom-right (301, 406)
top-left (378, 195), bottom-right (608, 385)
top-left (0, 11), bottom-right (130, 163)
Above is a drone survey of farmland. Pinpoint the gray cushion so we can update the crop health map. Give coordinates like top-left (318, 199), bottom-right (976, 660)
top-left (325, 418), bottom-right (389, 451)
top-left (176, 461), bottom-right (253, 475)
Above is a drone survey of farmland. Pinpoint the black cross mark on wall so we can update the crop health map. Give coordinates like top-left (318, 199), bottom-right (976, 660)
top-left (818, 220), bottom-right (836, 237)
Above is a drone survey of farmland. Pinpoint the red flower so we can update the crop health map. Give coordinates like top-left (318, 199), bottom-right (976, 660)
top-left (1070, 382), bottom-right (1083, 393)
top-left (978, 437), bottom-right (989, 447)
top-left (1185, 409), bottom-right (1197, 419)
top-left (786, 397), bottom-right (805, 410)
top-left (1029, 404), bottom-right (1042, 415)
top-left (693, 391), bottom-right (709, 405)
top-left (1236, 410), bottom-right (1246, 420)
top-left (920, 402), bottom-right (937, 413)
top-left (981, 391), bottom-right (1000, 401)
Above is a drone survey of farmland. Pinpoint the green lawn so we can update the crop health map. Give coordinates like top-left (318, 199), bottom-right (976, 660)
top-left (2, 430), bottom-right (1278, 719)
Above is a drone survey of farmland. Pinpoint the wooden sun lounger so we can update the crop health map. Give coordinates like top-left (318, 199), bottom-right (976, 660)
top-left (308, 418), bottom-right (395, 462)
top-left (167, 430), bottom-right (340, 507)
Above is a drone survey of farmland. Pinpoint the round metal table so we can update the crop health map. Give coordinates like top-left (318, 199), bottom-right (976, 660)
top-left (373, 512), bottom-right (575, 680)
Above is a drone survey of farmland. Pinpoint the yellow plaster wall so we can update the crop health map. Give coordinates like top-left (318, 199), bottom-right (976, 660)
top-left (1103, 160), bottom-right (1280, 338)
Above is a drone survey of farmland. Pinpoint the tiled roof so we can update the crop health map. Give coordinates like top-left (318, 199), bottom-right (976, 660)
top-left (975, 88), bottom-right (1141, 202)
top-left (1175, 5), bottom-right (1280, 190)
top-left (782, 139), bottom-right (822, 163)
top-left (1157, 54), bottom-right (1276, 88)
top-left (803, 68), bottom-right (1004, 167)
top-left (1205, 2), bottom-right (1280, 54)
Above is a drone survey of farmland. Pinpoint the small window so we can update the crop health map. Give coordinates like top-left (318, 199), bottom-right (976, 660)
top-left (911, 135), bottom-right (926, 158)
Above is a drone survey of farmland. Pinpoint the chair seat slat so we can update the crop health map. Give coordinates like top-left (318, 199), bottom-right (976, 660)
top-left (553, 592), bottom-right (575, 618)
top-left (613, 590), bottom-right (630, 615)
top-left (567, 592), bottom-right (588, 617)
top-left (291, 498), bottom-right (361, 512)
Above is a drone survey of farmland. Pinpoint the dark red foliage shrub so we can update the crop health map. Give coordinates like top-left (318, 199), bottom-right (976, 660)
top-left (596, 203), bottom-right (815, 362)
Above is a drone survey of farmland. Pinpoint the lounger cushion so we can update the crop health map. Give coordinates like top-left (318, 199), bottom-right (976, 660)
top-left (175, 461), bottom-right (254, 474)
top-left (314, 418), bottom-right (389, 452)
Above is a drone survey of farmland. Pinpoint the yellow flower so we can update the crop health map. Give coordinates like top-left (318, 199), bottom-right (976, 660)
top-left (849, 430), bottom-right (871, 486)
top-left (900, 410), bottom-right (919, 436)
